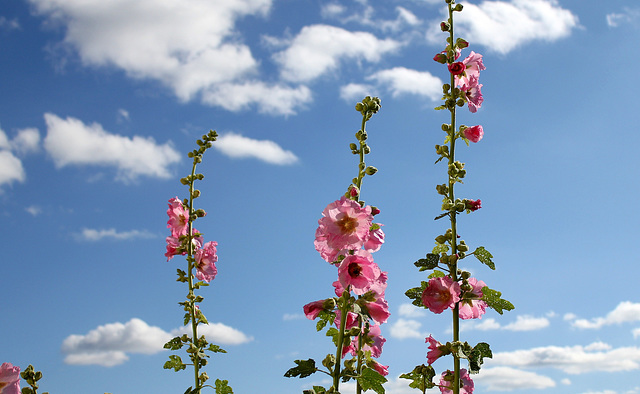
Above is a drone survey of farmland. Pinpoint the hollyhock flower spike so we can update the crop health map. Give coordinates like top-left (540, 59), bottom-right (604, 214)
top-left (0, 363), bottom-right (20, 394)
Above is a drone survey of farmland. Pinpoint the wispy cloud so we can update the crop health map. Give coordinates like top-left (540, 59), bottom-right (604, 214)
top-left (0, 16), bottom-right (20, 31)
top-left (569, 301), bottom-right (640, 329)
top-left (76, 228), bottom-right (156, 241)
top-left (214, 132), bottom-right (299, 165)
top-left (62, 317), bottom-right (252, 367)
top-left (460, 315), bottom-right (550, 332)
top-left (367, 67), bottom-right (442, 100)
top-left (426, 0), bottom-right (579, 54)
top-left (474, 367), bottom-right (556, 391)
top-left (607, 7), bottom-right (640, 28)
top-left (43, 113), bottom-right (181, 181)
top-left (0, 126), bottom-right (36, 188)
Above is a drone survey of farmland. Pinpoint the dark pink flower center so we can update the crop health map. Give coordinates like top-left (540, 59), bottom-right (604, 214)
top-left (336, 214), bottom-right (358, 234)
top-left (348, 262), bottom-right (362, 278)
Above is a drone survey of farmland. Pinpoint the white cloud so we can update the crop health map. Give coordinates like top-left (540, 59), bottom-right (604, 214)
top-left (201, 81), bottom-right (311, 116)
top-left (77, 228), bottom-right (155, 241)
top-left (491, 343), bottom-right (640, 374)
top-left (25, 205), bottom-right (42, 216)
top-left (43, 113), bottom-right (181, 181)
top-left (474, 367), bottom-right (556, 391)
top-left (0, 126), bottom-right (39, 188)
top-left (426, 0), bottom-right (579, 54)
top-left (633, 327), bottom-right (640, 339)
top-left (274, 24), bottom-right (400, 83)
top-left (10, 128), bottom-right (40, 154)
top-left (572, 301), bottom-right (640, 329)
top-left (340, 83), bottom-right (376, 102)
top-left (461, 315), bottom-right (548, 332)
top-left (397, 303), bottom-right (427, 319)
top-left (62, 317), bottom-right (252, 366)
top-left (0, 150), bottom-right (26, 187)
top-left (283, 313), bottom-right (305, 321)
top-left (214, 132), bottom-right (299, 165)
top-left (0, 16), bottom-right (20, 31)
top-left (607, 8), bottom-right (640, 28)
top-left (367, 67), bottom-right (442, 100)
top-left (28, 0), bottom-right (281, 110)
top-left (389, 318), bottom-right (424, 339)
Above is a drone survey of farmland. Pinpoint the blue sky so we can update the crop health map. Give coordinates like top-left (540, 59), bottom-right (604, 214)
top-left (2, 0), bottom-right (640, 393)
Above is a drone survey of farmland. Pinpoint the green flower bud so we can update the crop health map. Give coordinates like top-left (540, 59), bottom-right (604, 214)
top-left (457, 99), bottom-right (465, 107)
top-left (364, 145), bottom-right (371, 154)
top-left (454, 4), bottom-right (464, 11)
top-left (192, 189), bottom-right (201, 198)
top-left (365, 166), bottom-right (378, 175)
top-left (441, 123), bottom-right (450, 132)
top-left (349, 143), bottom-right (358, 151)
top-left (460, 270), bottom-right (471, 279)
top-left (435, 235), bottom-right (447, 244)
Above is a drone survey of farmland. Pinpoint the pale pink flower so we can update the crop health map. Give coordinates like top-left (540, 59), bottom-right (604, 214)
top-left (338, 250), bottom-right (381, 295)
top-left (366, 297), bottom-right (390, 324)
top-left (167, 197), bottom-right (189, 238)
top-left (461, 75), bottom-right (483, 113)
top-left (439, 369), bottom-right (474, 394)
top-left (425, 335), bottom-right (444, 365)
top-left (315, 197), bottom-right (373, 261)
top-left (303, 300), bottom-right (327, 320)
top-left (421, 277), bottom-right (460, 314)
top-left (455, 51), bottom-right (486, 87)
top-left (459, 278), bottom-right (488, 320)
top-left (364, 225), bottom-right (385, 253)
top-left (370, 360), bottom-right (389, 376)
top-left (463, 125), bottom-right (483, 143)
top-left (195, 241), bottom-right (218, 283)
top-left (165, 228), bottom-right (203, 261)
top-left (0, 363), bottom-right (20, 394)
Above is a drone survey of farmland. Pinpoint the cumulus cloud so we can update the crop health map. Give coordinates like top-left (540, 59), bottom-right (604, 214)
top-left (474, 367), bottom-right (556, 391)
top-left (214, 132), bottom-right (298, 165)
top-left (274, 24), bottom-right (401, 83)
top-left (397, 303), bottom-right (427, 319)
top-left (389, 318), bottom-right (424, 339)
top-left (426, 0), bottom-right (579, 54)
top-left (43, 113), bottom-right (181, 181)
top-left (491, 343), bottom-right (640, 374)
top-left (62, 318), bottom-right (252, 366)
top-left (461, 315), bottom-right (549, 332)
top-left (77, 228), bottom-right (156, 241)
top-left (0, 150), bottom-right (25, 188)
top-left (607, 8), bottom-right (640, 27)
top-left (340, 83), bottom-right (376, 102)
top-left (0, 126), bottom-right (35, 188)
top-left (367, 67), bottom-right (443, 100)
top-left (571, 301), bottom-right (640, 329)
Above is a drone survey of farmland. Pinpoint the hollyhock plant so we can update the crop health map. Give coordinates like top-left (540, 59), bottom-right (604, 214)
top-left (421, 276), bottom-right (460, 314)
top-left (0, 363), bottom-right (20, 394)
top-left (195, 241), bottom-right (218, 283)
top-left (463, 125), bottom-right (483, 143)
top-left (338, 250), bottom-right (382, 296)
top-left (439, 369), bottom-right (474, 394)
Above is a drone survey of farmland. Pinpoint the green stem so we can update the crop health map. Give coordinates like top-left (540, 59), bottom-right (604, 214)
top-left (333, 290), bottom-right (350, 391)
top-left (355, 114), bottom-right (368, 198)
top-left (187, 160), bottom-right (200, 391)
top-left (356, 320), bottom-right (365, 394)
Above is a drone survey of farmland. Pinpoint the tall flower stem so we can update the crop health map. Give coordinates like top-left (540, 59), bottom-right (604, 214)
top-left (333, 290), bottom-right (350, 391)
top-left (187, 158), bottom-right (201, 391)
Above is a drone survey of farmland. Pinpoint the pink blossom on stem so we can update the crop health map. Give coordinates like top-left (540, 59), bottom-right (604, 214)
top-left (425, 335), bottom-right (444, 365)
top-left (195, 241), bottom-right (218, 283)
top-left (463, 125), bottom-right (483, 143)
top-left (459, 278), bottom-right (488, 320)
top-left (167, 197), bottom-right (189, 238)
top-left (0, 363), bottom-right (20, 394)
top-left (448, 62), bottom-right (465, 75)
top-left (369, 360), bottom-right (389, 376)
top-left (465, 199), bottom-right (482, 212)
top-left (315, 197), bottom-right (373, 262)
top-left (439, 369), bottom-right (474, 394)
top-left (338, 250), bottom-right (382, 295)
top-left (421, 276), bottom-right (460, 314)
top-left (455, 51), bottom-right (486, 87)
top-left (165, 229), bottom-right (203, 261)
top-left (364, 225), bottom-right (385, 253)
top-left (460, 75), bottom-right (483, 113)
top-left (335, 310), bottom-right (360, 331)
top-left (303, 300), bottom-right (327, 320)
top-left (366, 297), bottom-right (390, 324)
top-left (350, 324), bottom-right (386, 358)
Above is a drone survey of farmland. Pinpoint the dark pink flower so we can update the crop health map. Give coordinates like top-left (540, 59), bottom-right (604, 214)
top-left (335, 311), bottom-right (360, 331)
top-left (167, 197), bottom-right (189, 238)
top-left (433, 53), bottom-right (447, 64)
top-left (461, 75), bottom-right (483, 113)
top-left (364, 225), bottom-right (385, 253)
top-left (448, 62), bottom-right (465, 75)
top-left (369, 360), bottom-right (389, 376)
top-left (366, 297), bottom-right (390, 324)
top-left (439, 369), bottom-right (474, 394)
top-left (463, 125), bottom-right (483, 143)
top-left (338, 250), bottom-right (382, 295)
top-left (459, 278), bottom-right (488, 320)
top-left (425, 335), bottom-right (444, 365)
top-left (303, 300), bottom-right (327, 320)
top-left (350, 324), bottom-right (385, 358)
top-left (195, 241), bottom-right (218, 283)
top-left (421, 277), bottom-right (460, 314)
top-left (0, 363), bottom-right (20, 394)
top-left (465, 199), bottom-right (482, 212)
top-left (315, 197), bottom-right (373, 262)
top-left (165, 228), bottom-right (203, 261)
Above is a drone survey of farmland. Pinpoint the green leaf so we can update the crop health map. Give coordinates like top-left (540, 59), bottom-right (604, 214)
top-left (432, 243), bottom-right (449, 255)
top-left (399, 364), bottom-right (436, 391)
top-left (357, 367), bottom-right (387, 394)
top-left (482, 287), bottom-right (515, 315)
top-left (404, 281), bottom-right (428, 308)
top-left (428, 270), bottom-right (445, 279)
top-left (164, 336), bottom-right (184, 350)
top-left (284, 359), bottom-right (318, 379)
top-left (414, 254), bottom-right (439, 271)
top-left (214, 379), bottom-right (233, 394)
top-left (164, 355), bottom-right (187, 372)
top-left (208, 344), bottom-right (227, 353)
top-left (473, 246), bottom-right (496, 270)
top-left (466, 342), bottom-right (492, 374)
top-left (303, 387), bottom-right (327, 394)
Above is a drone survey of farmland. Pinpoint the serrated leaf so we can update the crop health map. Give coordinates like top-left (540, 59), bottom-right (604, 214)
top-left (164, 355), bottom-right (187, 372)
top-left (428, 270), bottom-right (445, 279)
top-left (303, 387), bottom-right (327, 394)
top-left (208, 344), bottom-right (227, 353)
top-left (214, 379), bottom-right (233, 394)
top-left (164, 336), bottom-right (184, 350)
top-left (466, 342), bottom-right (492, 374)
top-left (284, 359), bottom-right (318, 378)
top-left (482, 287), bottom-right (515, 315)
top-left (414, 254), bottom-right (439, 270)
top-left (432, 243), bottom-right (449, 255)
top-left (357, 367), bottom-right (387, 394)
top-left (473, 247), bottom-right (496, 270)
top-left (400, 364), bottom-right (436, 391)
top-left (405, 281), bottom-right (428, 308)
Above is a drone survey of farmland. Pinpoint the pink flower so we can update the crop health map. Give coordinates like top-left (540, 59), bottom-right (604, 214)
top-left (433, 53), bottom-right (447, 64)
top-left (195, 241), bottom-right (218, 283)
top-left (459, 278), bottom-right (488, 320)
top-left (303, 300), bottom-right (327, 320)
top-left (350, 324), bottom-right (386, 358)
top-left (455, 51), bottom-right (485, 87)
top-left (0, 363), bottom-right (20, 394)
top-left (167, 197), bottom-right (189, 238)
top-left (369, 360), bottom-right (389, 376)
top-left (461, 75), bottom-right (483, 113)
top-left (165, 229), bottom-right (203, 261)
top-left (439, 369), bottom-right (474, 394)
top-left (335, 311), bottom-right (360, 331)
top-left (425, 335), bottom-right (444, 365)
top-left (338, 250), bottom-right (382, 296)
top-left (421, 277), bottom-right (460, 314)
top-left (463, 125), bottom-right (483, 143)
top-left (315, 197), bottom-right (373, 262)
top-left (465, 199), bottom-right (482, 212)
top-left (366, 297), bottom-right (390, 324)
top-left (364, 225), bottom-right (385, 253)
top-left (448, 62), bottom-right (465, 75)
